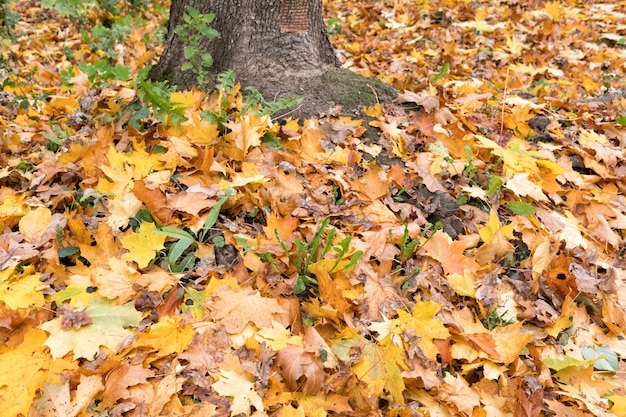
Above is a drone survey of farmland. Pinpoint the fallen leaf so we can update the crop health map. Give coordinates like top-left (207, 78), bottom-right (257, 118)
top-left (212, 370), bottom-right (264, 416)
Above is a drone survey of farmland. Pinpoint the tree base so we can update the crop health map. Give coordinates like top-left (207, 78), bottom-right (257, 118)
top-left (241, 68), bottom-right (397, 120)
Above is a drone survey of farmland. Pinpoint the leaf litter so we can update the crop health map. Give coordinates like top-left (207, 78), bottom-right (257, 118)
top-left (1, 0), bottom-right (626, 415)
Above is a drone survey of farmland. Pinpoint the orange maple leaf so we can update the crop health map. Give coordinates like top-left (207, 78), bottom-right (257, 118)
top-left (208, 286), bottom-right (287, 334)
top-left (420, 230), bottom-right (480, 275)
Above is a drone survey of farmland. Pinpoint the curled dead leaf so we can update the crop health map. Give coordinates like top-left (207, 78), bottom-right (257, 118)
top-left (276, 345), bottom-right (325, 394)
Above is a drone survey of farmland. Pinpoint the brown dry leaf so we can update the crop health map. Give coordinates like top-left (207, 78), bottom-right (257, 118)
top-left (276, 345), bottom-right (325, 394)
top-left (396, 88), bottom-right (440, 113)
top-left (100, 363), bottom-right (155, 408)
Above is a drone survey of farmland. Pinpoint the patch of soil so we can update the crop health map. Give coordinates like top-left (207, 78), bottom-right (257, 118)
top-left (240, 67), bottom-right (398, 120)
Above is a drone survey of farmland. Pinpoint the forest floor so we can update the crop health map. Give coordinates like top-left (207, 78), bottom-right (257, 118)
top-left (0, 0), bottom-right (626, 416)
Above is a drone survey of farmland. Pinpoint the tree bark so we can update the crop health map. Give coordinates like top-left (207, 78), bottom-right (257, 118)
top-left (150, 0), bottom-right (396, 118)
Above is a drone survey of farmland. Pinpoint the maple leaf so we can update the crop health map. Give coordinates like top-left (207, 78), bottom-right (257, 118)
top-left (93, 257), bottom-right (142, 302)
top-left (293, 392), bottom-right (353, 417)
top-left (41, 297), bottom-right (142, 360)
top-left (135, 315), bottom-right (194, 357)
top-left (106, 191), bottom-right (144, 229)
top-left (473, 210), bottom-right (515, 265)
top-left (332, 328), bottom-right (407, 404)
top-left (18, 206), bottom-right (67, 246)
top-left (440, 373), bottom-right (481, 415)
top-left (0, 328), bottom-right (77, 416)
top-left (256, 321), bottom-right (304, 350)
top-left (121, 222), bottom-right (167, 268)
top-left (100, 363), bottom-right (155, 408)
top-left (419, 230), bottom-right (480, 276)
top-left (388, 299), bottom-right (451, 361)
top-left (212, 369), bottom-right (264, 416)
top-left (225, 113), bottom-right (270, 156)
top-left (505, 173), bottom-right (549, 202)
top-left (0, 264), bottom-right (46, 309)
top-left (208, 286), bottom-right (286, 334)
top-left (33, 374), bottom-right (104, 417)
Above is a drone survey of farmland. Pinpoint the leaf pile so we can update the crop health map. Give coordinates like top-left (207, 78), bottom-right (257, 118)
top-left (1, 0), bottom-right (626, 416)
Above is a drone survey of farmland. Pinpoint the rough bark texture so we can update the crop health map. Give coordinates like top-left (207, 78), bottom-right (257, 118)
top-left (150, 0), bottom-right (396, 119)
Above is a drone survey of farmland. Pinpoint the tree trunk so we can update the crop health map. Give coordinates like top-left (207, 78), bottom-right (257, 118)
top-left (150, 0), bottom-right (396, 118)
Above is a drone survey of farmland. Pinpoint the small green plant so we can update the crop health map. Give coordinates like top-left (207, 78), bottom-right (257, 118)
top-left (41, 0), bottom-right (150, 22)
top-left (154, 192), bottom-right (232, 273)
top-left (482, 305), bottom-right (516, 331)
top-left (81, 16), bottom-right (137, 60)
top-left (41, 0), bottom-right (97, 21)
top-left (41, 124), bottom-right (70, 152)
top-left (0, 0), bottom-right (19, 42)
top-left (241, 86), bottom-right (303, 117)
top-left (76, 188), bottom-right (114, 208)
top-left (265, 217), bottom-right (363, 295)
top-left (78, 59), bottom-right (131, 86)
top-left (326, 17), bottom-right (342, 35)
top-left (198, 69), bottom-right (302, 130)
top-left (391, 222), bottom-right (441, 270)
top-left (135, 66), bottom-right (188, 128)
top-left (200, 69), bottom-right (237, 129)
top-left (174, 6), bottom-right (219, 86)
top-left (430, 62), bottom-right (450, 84)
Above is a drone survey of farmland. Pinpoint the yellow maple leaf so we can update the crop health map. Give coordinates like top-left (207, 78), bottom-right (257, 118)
top-left (181, 111), bottom-right (220, 145)
top-left (43, 96), bottom-right (80, 116)
top-left (256, 321), bottom-right (304, 350)
top-left (332, 328), bottom-right (406, 404)
top-left (106, 191), bottom-right (144, 229)
top-left (391, 299), bottom-right (451, 361)
top-left (505, 173), bottom-right (549, 202)
top-left (544, 1), bottom-right (564, 21)
top-left (474, 135), bottom-right (563, 179)
top-left (474, 210), bottom-right (515, 265)
top-left (225, 113), bottom-right (270, 156)
top-left (479, 210), bottom-right (514, 242)
top-left (293, 392), bottom-right (353, 417)
top-left (446, 271), bottom-right (477, 297)
top-left (0, 193), bottom-right (28, 229)
top-left (135, 315), bottom-right (194, 357)
top-left (0, 328), bottom-right (77, 416)
top-left (212, 370), bottom-right (264, 416)
top-left (121, 222), bottom-right (166, 268)
top-left (0, 264), bottom-right (45, 309)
